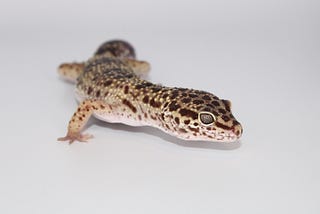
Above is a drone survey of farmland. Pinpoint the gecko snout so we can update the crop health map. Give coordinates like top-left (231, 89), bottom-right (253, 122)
top-left (233, 124), bottom-right (243, 138)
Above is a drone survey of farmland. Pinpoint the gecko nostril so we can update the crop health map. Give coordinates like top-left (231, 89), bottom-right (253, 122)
top-left (233, 124), bottom-right (243, 137)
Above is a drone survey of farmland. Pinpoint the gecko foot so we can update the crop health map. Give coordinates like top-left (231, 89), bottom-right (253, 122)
top-left (57, 132), bottom-right (93, 144)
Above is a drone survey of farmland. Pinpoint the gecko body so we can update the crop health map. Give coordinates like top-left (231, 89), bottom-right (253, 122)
top-left (58, 40), bottom-right (242, 143)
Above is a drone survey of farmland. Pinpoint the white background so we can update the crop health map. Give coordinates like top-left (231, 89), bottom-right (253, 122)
top-left (0, 0), bottom-right (319, 213)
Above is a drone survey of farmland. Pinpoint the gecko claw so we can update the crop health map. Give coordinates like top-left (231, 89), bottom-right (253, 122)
top-left (58, 133), bottom-right (93, 144)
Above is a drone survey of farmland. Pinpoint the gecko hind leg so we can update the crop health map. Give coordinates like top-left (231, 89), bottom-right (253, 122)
top-left (123, 58), bottom-right (151, 78)
top-left (58, 62), bottom-right (85, 83)
top-left (58, 100), bottom-right (104, 144)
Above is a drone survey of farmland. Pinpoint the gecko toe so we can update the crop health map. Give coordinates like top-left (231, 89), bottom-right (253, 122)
top-left (57, 133), bottom-right (93, 144)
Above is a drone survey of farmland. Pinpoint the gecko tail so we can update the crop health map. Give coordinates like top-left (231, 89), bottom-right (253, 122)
top-left (94, 40), bottom-right (136, 59)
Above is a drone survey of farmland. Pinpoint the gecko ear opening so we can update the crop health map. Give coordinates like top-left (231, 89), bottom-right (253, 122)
top-left (222, 99), bottom-right (232, 111)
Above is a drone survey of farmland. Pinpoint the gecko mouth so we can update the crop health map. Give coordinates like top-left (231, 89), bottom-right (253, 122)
top-left (216, 132), bottom-right (239, 142)
top-left (204, 123), bottom-right (242, 142)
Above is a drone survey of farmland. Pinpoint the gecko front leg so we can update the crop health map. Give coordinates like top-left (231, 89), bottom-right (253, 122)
top-left (58, 99), bottom-right (103, 144)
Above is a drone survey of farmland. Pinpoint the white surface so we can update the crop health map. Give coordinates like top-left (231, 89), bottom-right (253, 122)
top-left (1, 0), bottom-right (319, 213)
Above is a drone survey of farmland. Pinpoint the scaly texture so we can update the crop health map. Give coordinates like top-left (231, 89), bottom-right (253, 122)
top-left (58, 40), bottom-right (243, 143)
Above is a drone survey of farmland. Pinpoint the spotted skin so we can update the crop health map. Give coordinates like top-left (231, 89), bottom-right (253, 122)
top-left (58, 40), bottom-right (243, 144)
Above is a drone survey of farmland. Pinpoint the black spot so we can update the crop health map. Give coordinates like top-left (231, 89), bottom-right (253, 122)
top-left (212, 110), bottom-right (218, 115)
top-left (207, 104), bottom-right (215, 108)
top-left (96, 90), bottom-right (100, 97)
top-left (142, 95), bottom-right (149, 104)
top-left (175, 117), bottom-right (180, 125)
top-left (135, 84), bottom-right (145, 89)
top-left (87, 87), bottom-right (93, 95)
top-left (162, 93), bottom-right (169, 99)
top-left (179, 128), bottom-right (188, 133)
top-left (124, 85), bottom-right (129, 94)
top-left (182, 98), bottom-right (191, 103)
top-left (161, 113), bottom-right (165, 120)
top-left (218, 108), bottom-right (227, 114)
top-left (151, 87), bottom-right (161, 93)
top-left (126, 73), bottom-right (134, 78)
top-left (169, 101), bottom-right (180, 111)
top-left (170, 90), bottom-right (179, 99)
top-left (222, 100), bottom-right (231, 111)
top-left (179, 108), bottom-right (198, 120)
top-left (170, 94), bottom-right (178, 99)
top-left (193, 99), bottom-right (204, 105)
top-left (150, 98), bottom-right (161, 108)
top-left (189, 127), bottom-right (199, 132)
top-left (189, 93), bottom-right (198, 98)
top-left (184, 120), bottom-right (190, 125)
top-left (144, 82), bottom-right (153, 87)
top-left (203, 107), bottom-right (211, 112)
top-left (163, 102), bottom-right (169, 108)
top-left (122, 99), bottom-right (137, 113)
top-left (103, 80), bottom-right (113, 87)
top-left (202, 95), bottom-right (211, 100)
top-left (212, 101), bottom-right (220, 106)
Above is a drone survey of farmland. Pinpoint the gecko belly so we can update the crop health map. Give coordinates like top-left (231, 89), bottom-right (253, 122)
top-left (75, 88), bottom-right (147, 127)
top-left (93, 110), bottom-right (146, 127)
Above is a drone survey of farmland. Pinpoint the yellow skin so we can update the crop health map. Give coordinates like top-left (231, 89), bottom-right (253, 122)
top-left (58, 40), bottom-right (243, 144)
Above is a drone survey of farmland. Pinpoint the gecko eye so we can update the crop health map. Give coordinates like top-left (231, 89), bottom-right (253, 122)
top-left (199, 112), bottom-right (216, 125)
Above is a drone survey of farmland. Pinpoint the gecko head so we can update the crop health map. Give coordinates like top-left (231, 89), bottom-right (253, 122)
top-left (194, 99), bottom-right (243, 142)
top-left (164, 91), bottom-right (243, 143)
